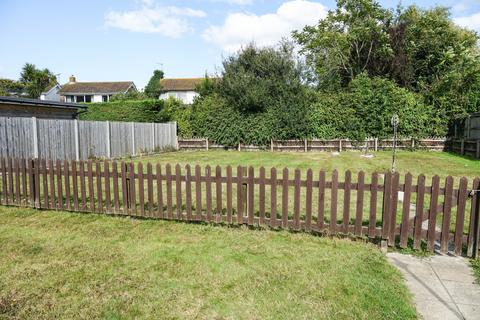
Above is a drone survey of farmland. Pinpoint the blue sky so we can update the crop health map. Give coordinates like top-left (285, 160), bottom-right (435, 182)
top-left (1, 0), bottom-right (479, 89)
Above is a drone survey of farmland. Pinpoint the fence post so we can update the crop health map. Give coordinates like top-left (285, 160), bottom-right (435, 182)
top-left (131, 122), bottom-right (136, 156)
top-left (238, 143), bottom-right (241, 151)
top-left (304, 138), bottom-right (308, 152)
top-left (206, 138), bottom-right (209, 151)
top-left (74, 119), bottom-right (80, 161)
top-left (461, 139), bottom-right (465, 155)
top-left (31, 117), bottom-right (38, 159)
top-left (338, 139), bottom-right (342, 152)
top-left (270, 139), bottom-right (274, 152)
top-left (106, 121), bottom-right (111, 158)
top-left (151, 123), bottom-right (155, 151)
top-left (411, 138), bottom-right (415, 149)
top-left (476, 141), bottom-right (480, 159)
top-left (374, 138), bottom-right (378, 152)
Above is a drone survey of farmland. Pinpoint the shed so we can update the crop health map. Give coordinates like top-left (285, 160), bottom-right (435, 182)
top-left (0, 96), bottom-right (85, 119)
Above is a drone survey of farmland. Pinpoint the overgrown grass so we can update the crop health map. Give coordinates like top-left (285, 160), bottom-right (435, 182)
top-left (137, 150), bottom-right (480, 182)
top-left (472, 259), bottom-right (480, 284)
top-left (0, 206), bottom-right (416, 319)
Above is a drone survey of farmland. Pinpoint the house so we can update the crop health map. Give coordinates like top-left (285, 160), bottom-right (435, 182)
top-left (58, 76), bottom-right (136, 103)
top-left (40, 83), bottom-right (62, 101)
top-left (0, 96), bottom-right (85, 119)
top-left (159, 78), bottom-right (205, 104)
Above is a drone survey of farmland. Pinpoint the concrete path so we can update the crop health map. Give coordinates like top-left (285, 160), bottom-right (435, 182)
top-left (388, 253), bottom-right (480, 319)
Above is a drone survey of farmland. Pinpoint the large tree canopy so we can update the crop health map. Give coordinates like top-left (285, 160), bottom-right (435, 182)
top-left (294, 0), bottom-right (480, 128)
top-left (19, 63), bottom-right (57, 99)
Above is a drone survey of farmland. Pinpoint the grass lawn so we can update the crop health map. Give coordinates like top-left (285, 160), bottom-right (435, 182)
top-left (136, 150), bottom-right (480, 182)
top-left (0, 206), bottom-right (416, 319)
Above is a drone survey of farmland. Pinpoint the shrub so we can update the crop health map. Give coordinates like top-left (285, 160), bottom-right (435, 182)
top-left (79, 99), bottom-right (164, 122)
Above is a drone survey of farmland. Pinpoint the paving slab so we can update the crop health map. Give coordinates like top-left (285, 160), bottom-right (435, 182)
top-left (387, 253), bottom-right (480, 320)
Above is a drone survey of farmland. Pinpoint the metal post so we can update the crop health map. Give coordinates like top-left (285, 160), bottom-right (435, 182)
top-left (31, 117), bottom-right (38, 159)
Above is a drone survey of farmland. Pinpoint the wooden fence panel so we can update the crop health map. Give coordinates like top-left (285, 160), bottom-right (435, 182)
top-left (259, 167), bottom-right (266, 225)
top-left (270, 168), bottom-right (277, 228)
top-left (185, 165), bottom-right (192, 220)
top-left (156, 164), bottom-right (164, 218)
top-left (305, 169), bottom-right (313, 232)
top-left (1, 157), bottom-right (478, 258)
top-left (369, 173), bottom-right (378, 238)
top-left (413, 175), bottom-right (426, 250)
top-left (317, 170), bottom-right (326, 231)
top-left (400, 173), bottom-right (413, 248)
top-left (330, 170), bottom-right (338, 233)
top-left (175, 164), bottom-right (182, 220)
top-left (441, 176), bottom-right (453, 253)
top-left (282, 168), bottom-right (289, 228)
top-left (343, 170), bottom-right (351, 234)
top-left (216, 166), bottom-right (222, 223)
top-left (293, 169), bottom-right (301, 230)
top-left (355, 171), bottom-right (365, 236)
top-left (427, 176), bottom-right (440, 252)
top-left (455, 178), bottom-right (468, 255)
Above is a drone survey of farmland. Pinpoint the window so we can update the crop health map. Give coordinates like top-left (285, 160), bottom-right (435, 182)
top-left (65, 95), bottom-right (74, 103)
top-left (85, 95), bottom-right (92, 103)
top-left (102, 95), bottom-right (108, 102)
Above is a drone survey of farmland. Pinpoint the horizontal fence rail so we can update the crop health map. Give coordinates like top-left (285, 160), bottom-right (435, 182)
top-left (0, 157), bottom-right (479, 258)
top-left (178, 138), bottom-right (480, 159)
top-left (0, 116), bottom-right (178, 161)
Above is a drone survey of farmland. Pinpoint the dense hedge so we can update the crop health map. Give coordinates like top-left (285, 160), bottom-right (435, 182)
top-left (79, 100), bottom-right (165, 123)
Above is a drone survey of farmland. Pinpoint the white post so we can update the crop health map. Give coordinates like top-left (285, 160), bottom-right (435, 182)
top-left (304, 138), bottom-right (308, 152)
top-left (271, 139), bottom-right (274, 152)
top-left (74, 119), bottom-right (80, 161)
top-left (374, 138), bottom-right (378, 152)
top-left (106, 121), bottom-right (111, 158)
top-left (338, 139), bottom-right (342, 152)
top-left (31, 117), bottom-right (38, 159)
top-left (206, 138), bottom-right (209, 151)
top-left (131, 122), bottom-right (136, 156)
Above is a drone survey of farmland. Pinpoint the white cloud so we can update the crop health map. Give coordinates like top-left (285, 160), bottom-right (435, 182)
top-left (212, 0), bottom-right (254, 5)
top-left (105, 3), bottom-right (206, 38)
top-left (454, 12), bottom-right (480, 33)
top-left (203, 0), bottom-right (327, 51)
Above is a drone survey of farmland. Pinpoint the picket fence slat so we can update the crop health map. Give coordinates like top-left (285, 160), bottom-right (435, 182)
top-left (1, 157), bottom-right (479, 258)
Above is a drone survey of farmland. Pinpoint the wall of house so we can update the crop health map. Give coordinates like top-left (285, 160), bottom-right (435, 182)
top-left (160, 91), bottom-right (198, 104)
top-left (40, 86), bottom-right (61, 102)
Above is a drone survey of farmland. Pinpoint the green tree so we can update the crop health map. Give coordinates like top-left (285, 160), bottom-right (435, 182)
top-left (293, 0), bottom-right (393, 89)
top-left (19, 63), bottom-right (57, 98)
top-left (217, 41), bottom-right (309, 113)
top-left (144, 70), bottom-right (164, 99)
top-left (0, 79), bottom-right (25, 96)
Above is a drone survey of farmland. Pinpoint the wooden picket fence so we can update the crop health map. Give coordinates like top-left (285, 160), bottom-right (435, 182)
top-left (1, 157), bottom-right (479, 258)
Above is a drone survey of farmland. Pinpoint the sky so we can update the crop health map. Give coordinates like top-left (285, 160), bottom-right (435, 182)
top-left (0, 0), bottom-right (479, 89)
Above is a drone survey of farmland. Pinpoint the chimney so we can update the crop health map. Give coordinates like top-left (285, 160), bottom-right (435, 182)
top-left (69, 75), bottom-right (76, 83)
